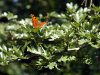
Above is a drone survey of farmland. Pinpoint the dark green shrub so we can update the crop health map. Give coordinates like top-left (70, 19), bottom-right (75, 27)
top-left (0, 3), bottom-right (100, 75)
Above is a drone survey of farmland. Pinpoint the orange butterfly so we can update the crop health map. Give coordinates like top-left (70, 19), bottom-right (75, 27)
top-left (31, 14), bottom-right (46, 28)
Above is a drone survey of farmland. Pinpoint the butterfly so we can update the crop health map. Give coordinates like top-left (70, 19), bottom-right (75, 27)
top-left (31, 14), bottom-right (46, 28)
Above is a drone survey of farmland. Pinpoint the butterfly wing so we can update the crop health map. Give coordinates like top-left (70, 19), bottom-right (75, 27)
top-left (39, 22), bottom-right (46, 28)
top-left (31, 14), bottom-right (39, 28)
top-left (31, 14), bottom-right (47, 28)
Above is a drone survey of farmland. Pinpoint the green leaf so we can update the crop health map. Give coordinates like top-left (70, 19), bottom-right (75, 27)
top-left (47, 62), bottom-right (57, 69)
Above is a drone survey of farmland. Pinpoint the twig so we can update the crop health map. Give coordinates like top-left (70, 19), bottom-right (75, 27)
top-left (68, 47), bottom-right (79, 51)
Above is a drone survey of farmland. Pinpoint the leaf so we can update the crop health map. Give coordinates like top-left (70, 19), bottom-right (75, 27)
top-left (78, 39), bottom-right (88, 45)
top-left (47, 62), bottom-right (57, 69)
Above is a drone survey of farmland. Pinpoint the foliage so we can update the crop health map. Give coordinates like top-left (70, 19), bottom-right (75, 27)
top-left (0, 3), bottom-right (100, 75)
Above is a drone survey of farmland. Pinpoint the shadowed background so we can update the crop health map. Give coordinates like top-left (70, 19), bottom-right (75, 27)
top-left (0, 0), bottom-right (100, 19)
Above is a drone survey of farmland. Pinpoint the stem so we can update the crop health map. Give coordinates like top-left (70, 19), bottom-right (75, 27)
top-left (85, 0), bottom-right (87, 7)
top-left (68, 48), bottom-right (79, 51)
top-left (89, 0), bottom-right (93, 8)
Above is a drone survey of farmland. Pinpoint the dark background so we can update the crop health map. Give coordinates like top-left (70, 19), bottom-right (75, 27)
top-left (0, 0), bottom-right (100, 19)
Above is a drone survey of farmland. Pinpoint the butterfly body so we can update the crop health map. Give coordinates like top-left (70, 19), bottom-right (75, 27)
top-left (31, 14), bottom-right (46, 28)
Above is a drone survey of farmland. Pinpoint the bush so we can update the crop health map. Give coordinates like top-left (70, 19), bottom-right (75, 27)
top-left (0, 3), bottom-right (100, 75)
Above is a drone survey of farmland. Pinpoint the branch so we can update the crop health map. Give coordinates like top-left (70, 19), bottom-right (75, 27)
top-left (68, 47), bottom-right (79, 51)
